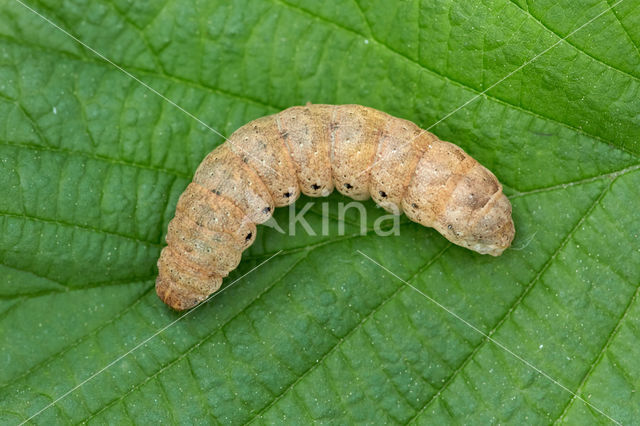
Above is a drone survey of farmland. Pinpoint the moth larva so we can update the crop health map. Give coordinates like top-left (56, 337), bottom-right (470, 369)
top-left (156, 104), bottom-right (515, 310)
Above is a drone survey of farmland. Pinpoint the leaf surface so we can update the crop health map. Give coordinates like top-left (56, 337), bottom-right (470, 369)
top-left (1, 0), bottom-right (639, 424)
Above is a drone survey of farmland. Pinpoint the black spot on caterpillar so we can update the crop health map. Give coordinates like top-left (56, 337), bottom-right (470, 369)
top-left (156, 104), bottom-right (515, 310)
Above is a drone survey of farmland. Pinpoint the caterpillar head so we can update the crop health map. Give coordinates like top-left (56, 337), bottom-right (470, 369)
top-left (445, 192), bottom-right (515, 256)
top-left (435, 171), bottom-right (515, 256)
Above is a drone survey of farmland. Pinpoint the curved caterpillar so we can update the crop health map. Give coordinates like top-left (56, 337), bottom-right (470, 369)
top-left (156, 104), bottom-right (515, 310)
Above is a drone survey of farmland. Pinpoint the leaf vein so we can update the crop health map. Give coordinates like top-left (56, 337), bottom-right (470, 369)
top-left (507, 0), bottom-right (640, 79)
top-left (0, 209), bottom-right (164, 247)
top-left (78, 249), bottom-right (315, 423)
top-left (406, 177), bottom-right (615, 424)
top-left (0, 285), bottom-right (153, 392)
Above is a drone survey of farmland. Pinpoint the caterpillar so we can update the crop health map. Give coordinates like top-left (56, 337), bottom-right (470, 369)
top-left (156, 104), bottom-right (515, 310)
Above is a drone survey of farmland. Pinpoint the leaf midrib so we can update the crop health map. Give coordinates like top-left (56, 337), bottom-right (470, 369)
top-left (1, 159), bottom-right (635, 266)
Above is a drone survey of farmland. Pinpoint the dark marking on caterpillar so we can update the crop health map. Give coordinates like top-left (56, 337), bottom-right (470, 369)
top-left (156, 104), bottom-right (515, 310)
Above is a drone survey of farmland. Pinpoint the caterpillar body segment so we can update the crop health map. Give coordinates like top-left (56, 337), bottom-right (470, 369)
top-left (165, 218), bottom-right (242, 275)
top-left (157, 104), bottom-right (515, 310)
top-left (176, 183), bottom-right (256, 249)
top-left (330, 105), bottom-right (388, 201)
top-left (192, 144), bottom-right (274, 224)
top-left (227, 116), bottom-right (300, 207)
top-left (278, 105), bottom-right (335, 197)
top-left (369, 117), bottom-right (435, 213)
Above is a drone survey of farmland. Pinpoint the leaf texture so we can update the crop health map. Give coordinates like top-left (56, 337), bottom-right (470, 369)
top-left (0, 0), bottom-right (639, 424)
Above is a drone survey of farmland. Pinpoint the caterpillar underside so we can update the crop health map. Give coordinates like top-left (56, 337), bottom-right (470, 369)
top-left (156, 104), bottom-right (515, 310)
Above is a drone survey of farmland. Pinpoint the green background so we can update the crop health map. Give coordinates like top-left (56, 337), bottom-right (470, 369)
top-left (1, 0), bottom-right (639, 423)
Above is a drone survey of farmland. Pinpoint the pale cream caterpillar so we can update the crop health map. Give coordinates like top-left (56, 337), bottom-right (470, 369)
top-left (156, 104), bottom-right (515, 310)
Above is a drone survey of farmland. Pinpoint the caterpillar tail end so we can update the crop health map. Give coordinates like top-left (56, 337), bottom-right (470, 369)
top-left (156, 277), bottom-right (205, 311)
top-left (155, 246), bottom-right (224, 311)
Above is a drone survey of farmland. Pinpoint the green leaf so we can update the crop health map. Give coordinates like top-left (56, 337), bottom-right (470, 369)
top-left (1, 0), bottom-right (639, 424)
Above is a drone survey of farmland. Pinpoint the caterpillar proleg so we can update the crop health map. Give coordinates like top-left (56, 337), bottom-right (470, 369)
top-left (156, 104), bottom-right (515, 310)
